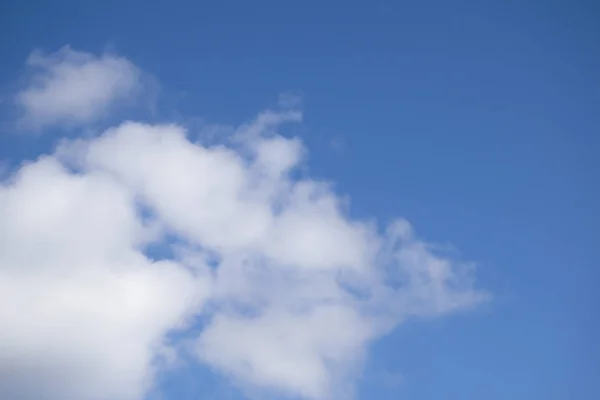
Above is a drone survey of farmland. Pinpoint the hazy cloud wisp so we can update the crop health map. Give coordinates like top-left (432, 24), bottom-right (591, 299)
top-left (14, 46), bottom-right (141, 130)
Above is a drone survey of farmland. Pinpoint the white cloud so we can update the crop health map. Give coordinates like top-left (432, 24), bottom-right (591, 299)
top-left (0, 47), bottom-right (490, 400)
top-left (0, 157), bottom-right (211, 400)
top-left (14, 46), bottom-right (141, 129)
top-left (197, 305), bottom-right (372, 400)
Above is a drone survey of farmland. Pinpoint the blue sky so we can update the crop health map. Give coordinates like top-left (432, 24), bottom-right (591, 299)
top-left (0, 1), bottom-right (598, 400)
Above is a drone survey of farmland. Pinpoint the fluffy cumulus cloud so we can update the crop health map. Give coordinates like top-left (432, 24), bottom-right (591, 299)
top-left (0, 47), bottom-right (490, 400)
top-left (14, 46), bottom-right (141, 129)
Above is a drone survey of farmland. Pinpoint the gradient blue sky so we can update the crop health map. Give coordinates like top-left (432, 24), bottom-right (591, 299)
top-left (1, 1), bottom-right (599, 400)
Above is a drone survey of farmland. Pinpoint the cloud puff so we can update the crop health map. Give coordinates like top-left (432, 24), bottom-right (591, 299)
top-left (0, 156), bottom-right (210, 400)
top-left (14, 46), bottom-right (141, 129)
top-left (0, 48), bottom-right (490, 400)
